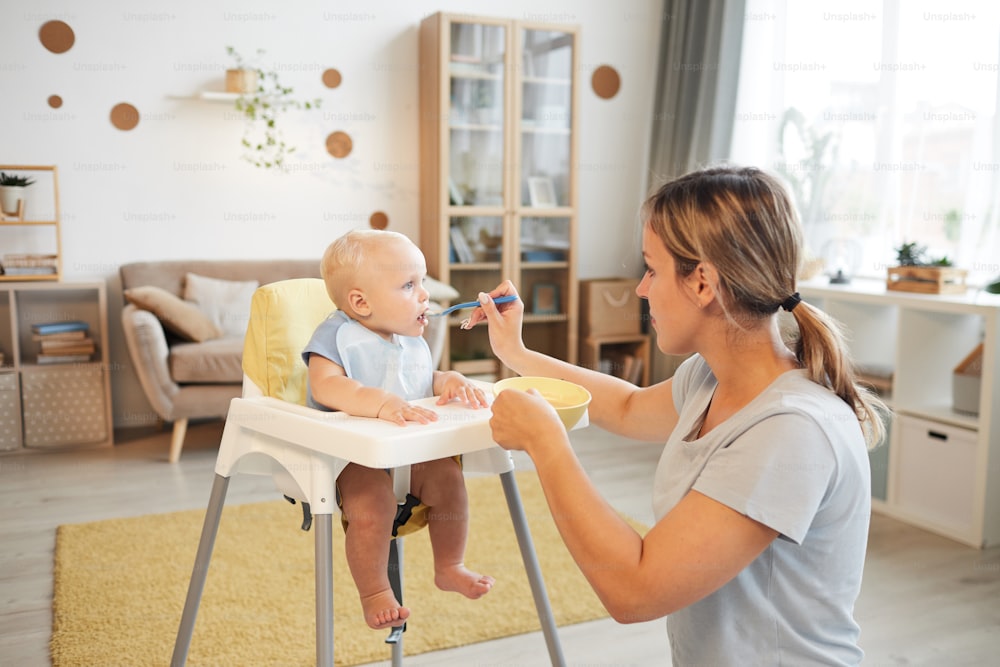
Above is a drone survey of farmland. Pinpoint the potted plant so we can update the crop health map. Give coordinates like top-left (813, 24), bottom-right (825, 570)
top-left (226, 46), bottom-right (322, 170)
top-left (0, 171), bottom-right (35, 218)
top-left (887, 241), bottom-right (967, 294)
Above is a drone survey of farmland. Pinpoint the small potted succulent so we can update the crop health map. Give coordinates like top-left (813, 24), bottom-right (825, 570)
top-left (0, 171), bottom-right (35, 218)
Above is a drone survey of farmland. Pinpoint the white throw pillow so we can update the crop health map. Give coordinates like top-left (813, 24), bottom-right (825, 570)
top-left (183, 273), bottom-right (259, 339)
top-left (425, 275), bottom-right (459, 302)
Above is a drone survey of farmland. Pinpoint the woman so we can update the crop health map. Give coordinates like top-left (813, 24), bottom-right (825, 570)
top-left (466, 166), bottom-right (886, 665)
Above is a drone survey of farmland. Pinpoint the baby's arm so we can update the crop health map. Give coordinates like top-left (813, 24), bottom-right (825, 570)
top-left (433, 370), bottom-right (489, 408)
top-left (307, 353), bottom-right (438, 426)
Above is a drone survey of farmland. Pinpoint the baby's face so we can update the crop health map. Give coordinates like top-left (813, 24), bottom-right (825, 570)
top-left (359, 239), bottom-right (431, 340)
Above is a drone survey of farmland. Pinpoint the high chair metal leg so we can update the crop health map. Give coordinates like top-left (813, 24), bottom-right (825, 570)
top-left (385, 537), bottom-right (405, 666)
top-left (171, 474), bottom-right (230, 667)
top-left (500, 470), bottom-right (567, 667)
top-left (315, 514), bottom-right (335, 667)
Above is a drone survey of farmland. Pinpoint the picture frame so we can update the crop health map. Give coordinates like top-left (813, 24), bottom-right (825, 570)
top-left (532, 283), bottom-right (560, 315)
top-left (528, 176), bottom-right (557, 208)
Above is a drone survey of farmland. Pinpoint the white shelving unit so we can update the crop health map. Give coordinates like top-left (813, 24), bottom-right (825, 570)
top-left (0, 281), bottom-right (113, 452)
top-left (799, 278), bottom-right (1000, 547)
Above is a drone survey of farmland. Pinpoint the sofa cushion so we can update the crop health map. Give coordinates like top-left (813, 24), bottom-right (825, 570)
top-left (124, 286), bottom-right (222, 342)
top-left (169, 337), bottom-right (245, 383)
top-left (183, 273), bottom-right (259, 339)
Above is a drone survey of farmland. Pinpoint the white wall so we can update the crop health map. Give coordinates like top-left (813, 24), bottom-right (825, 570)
top-left (0, 0), bottom-right (662, 428)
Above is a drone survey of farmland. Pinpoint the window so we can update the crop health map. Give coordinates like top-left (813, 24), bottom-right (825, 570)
top-left (731, 0), bottom-right (1000, 284)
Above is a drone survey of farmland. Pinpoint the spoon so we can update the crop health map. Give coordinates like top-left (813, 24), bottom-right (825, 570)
top-left (428, 294), bottom-right (518, 317)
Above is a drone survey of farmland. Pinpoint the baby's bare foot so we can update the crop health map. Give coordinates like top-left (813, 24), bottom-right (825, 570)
top-left (359, 589), bottom-right (410, 629)
top-left (435, 564), bottom-right (495, 599)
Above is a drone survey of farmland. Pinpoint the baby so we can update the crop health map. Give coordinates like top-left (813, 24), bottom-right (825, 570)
top-left (302, 229), bottom-right (494, 630)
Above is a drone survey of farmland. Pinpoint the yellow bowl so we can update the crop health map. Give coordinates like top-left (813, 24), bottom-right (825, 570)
top-left (493, 376), bottom-right (591, 430)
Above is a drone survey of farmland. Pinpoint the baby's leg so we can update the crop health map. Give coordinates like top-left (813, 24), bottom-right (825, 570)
top-left (410, 458), bottom-right (495, 599)
top-left (337, 463), bottom-right (410, 629)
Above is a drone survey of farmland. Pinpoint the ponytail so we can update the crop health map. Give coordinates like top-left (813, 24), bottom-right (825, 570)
top-left (788, 301), bottom-right (888, 449)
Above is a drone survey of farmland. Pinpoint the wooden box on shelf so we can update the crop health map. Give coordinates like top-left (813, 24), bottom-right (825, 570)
top-left (886, 265), bottom-right (967, 294)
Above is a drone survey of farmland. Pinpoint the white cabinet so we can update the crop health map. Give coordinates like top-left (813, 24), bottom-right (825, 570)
top-left (799, 279), bottom-right (1000, 547)
top-left (0, 281), bottom-right (112, 452)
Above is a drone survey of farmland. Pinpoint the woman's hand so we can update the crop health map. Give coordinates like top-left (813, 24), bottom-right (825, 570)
top-left (489, 388), bottom-right (567, 456)
top-left (462, 281), bottom-right (526, 368)
top-left (435, 371), bottom-right (489, 408)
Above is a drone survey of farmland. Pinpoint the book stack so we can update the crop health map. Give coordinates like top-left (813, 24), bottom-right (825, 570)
top-left (31, 320), bottom-right (96, 364)
top-left (601, 350), bottom-right (644, 385)
top-left (450, 227), bottom-right (475, 263)
top-left (2, 253), bottom-right (59, 277)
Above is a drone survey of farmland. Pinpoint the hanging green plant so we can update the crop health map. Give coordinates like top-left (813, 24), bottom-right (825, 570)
top-left (226, 46), bottom-right (322, 170)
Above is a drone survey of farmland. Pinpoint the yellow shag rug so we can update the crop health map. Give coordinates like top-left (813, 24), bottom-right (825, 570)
top-left (52, 471), bottom-right (647, 666)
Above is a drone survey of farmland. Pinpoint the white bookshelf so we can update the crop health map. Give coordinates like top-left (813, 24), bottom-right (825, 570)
top-left (799, 278), bottom-right (1000, 547)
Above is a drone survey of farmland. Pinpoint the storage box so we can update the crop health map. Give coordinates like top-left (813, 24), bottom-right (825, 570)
top-left (896, 415), bottom-right (976, 535)
top-left (953, 343), bottom-right (983, 415)
top-left (20, 364), bottom-right (108, 448)
top-left (580, 278), bottom-right (641, 337)
top-left (0, 372), bottom-right (22, 451)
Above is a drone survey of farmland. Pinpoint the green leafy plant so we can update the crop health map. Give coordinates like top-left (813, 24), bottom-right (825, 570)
top-left (893, 241), bottom-right (953, 267)
top-left (226, 46), bottom-right (322, 170)
top-left (0, 172), bottom-right (35, 187)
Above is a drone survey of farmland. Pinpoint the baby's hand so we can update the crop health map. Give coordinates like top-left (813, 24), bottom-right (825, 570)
top-left (436, 372), bottom-right (489, 408)
top-left (377, 396), bottom-right (438, 426)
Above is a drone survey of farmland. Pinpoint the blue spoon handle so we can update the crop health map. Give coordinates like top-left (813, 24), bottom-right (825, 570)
top-left (434, 294), bottom-right (518, 316)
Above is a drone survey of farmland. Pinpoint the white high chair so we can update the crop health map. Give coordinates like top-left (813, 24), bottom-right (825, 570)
top-left (170, 278), bottom-right (567, 667)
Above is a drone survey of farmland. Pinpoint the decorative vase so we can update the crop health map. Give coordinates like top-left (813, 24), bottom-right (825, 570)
top-left (0, 186), bottom-right (25, 217)
top-left (225, 68), bottom-right (258, 94)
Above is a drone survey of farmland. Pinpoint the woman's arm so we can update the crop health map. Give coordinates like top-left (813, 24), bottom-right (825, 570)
top-left (470, 284), bottom-right (678, 441)
top-left (489, 388), bottom-right (779, 622)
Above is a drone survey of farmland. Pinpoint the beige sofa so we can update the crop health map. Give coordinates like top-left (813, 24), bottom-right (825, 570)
top-left (119, 260), bottom-right (453, 462)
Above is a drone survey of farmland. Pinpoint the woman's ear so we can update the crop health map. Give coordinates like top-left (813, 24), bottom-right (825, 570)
top-left (347, 288), bottom-right (371, 317)
top-left (688, 262), bottom-right (719, 308)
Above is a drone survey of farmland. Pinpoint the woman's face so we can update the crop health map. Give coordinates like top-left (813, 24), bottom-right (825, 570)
top-left (636, 223), bottom-right (701, 356)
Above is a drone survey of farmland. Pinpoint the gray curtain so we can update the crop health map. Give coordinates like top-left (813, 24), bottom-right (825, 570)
top-left (646, 0), bottom-right (746, 187)
top-left (645, 0), bottom-right (745, 384)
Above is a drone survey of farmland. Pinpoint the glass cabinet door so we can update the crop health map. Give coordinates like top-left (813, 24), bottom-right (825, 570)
top-left (520, 28), bottom-right (574, 208)
top-left (448, 22), bottom-right (506, 207)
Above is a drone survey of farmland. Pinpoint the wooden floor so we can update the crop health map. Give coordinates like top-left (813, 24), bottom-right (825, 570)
top-left (2, 420), bottom-right (998, 666)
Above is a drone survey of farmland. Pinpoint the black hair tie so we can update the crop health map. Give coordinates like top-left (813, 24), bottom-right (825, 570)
top-left (780, 292), bottom-right (802, 312)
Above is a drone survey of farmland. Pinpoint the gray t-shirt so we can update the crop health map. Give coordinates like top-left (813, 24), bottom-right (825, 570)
top-left (653, 354), bottom-right (870, 666)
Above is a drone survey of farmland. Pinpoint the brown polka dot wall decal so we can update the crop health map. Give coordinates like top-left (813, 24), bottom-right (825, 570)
top-left (322, 69), bottom-right (342, 89)
top-left (326, 131), bottom-right (353, 158)
top-left (39, 20), bottom-right (75, 54)
top-left (369, 211), bottom-right (389, 230)
top-left (591, 65), bottom-right (621, 100)
top-left (110, 103), bottom-right (140, 131)
top-left (48, 95), bottom-right (63, 109)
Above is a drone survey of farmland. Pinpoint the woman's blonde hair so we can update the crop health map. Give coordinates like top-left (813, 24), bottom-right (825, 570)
top-left (642, 165), bottom-right (887, 448)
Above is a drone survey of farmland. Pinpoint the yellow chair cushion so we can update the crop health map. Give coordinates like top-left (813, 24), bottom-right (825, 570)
top-left (242, 278), bottom-right (334, 405)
